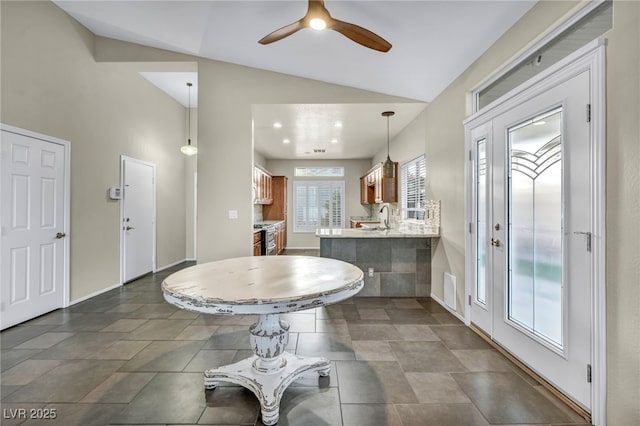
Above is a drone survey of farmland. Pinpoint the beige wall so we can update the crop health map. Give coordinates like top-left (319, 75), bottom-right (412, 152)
top-left (1, 1), bottom-right (189, 300)
top-left (184, 109), bottom-right (197, 260)
top-left (265, 159), bottom-right (374, 248)
top-left (602, 1), bottom-right (640, 423)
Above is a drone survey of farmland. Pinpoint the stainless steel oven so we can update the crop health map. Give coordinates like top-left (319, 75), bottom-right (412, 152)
top-left (264, 225), bottom-right (276, 255)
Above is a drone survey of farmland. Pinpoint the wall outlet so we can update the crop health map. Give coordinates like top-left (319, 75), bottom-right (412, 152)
top-left (368, 267), bottom-right (374, 277)
top-left (228, 210), bottom-right (238, 219)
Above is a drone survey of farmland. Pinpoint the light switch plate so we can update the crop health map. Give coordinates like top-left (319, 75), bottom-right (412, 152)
top-left (228, 210), bottom-right (238, 219)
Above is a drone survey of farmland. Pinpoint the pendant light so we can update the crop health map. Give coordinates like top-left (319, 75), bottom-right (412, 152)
top-left (180, 82), bottom-right (197, 156)
top-left (382, 111), bottom-right (395, 178)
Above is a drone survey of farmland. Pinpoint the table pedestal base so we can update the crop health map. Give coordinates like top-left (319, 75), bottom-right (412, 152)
top-left (203, 314), bottom-right (331, 425)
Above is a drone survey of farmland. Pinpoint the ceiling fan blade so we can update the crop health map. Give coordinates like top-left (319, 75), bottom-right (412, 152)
top-left (259, 20), bottom-right (305, 45)
top-left (330, 19), bottom-right (392, 52)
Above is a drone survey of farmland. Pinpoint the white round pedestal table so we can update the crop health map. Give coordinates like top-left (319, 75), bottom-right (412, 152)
top-left (162, 256), bottom-right (364, 425)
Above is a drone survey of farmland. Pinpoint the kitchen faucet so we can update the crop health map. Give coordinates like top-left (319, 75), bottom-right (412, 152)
top-left (379, 205), bottom-right (390, 230)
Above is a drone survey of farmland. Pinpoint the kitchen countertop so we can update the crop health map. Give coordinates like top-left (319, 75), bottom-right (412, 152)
top-left (315, 228), bottom-right (439, 239)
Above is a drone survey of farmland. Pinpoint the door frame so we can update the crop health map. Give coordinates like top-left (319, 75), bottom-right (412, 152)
top-left (463, 39), bottom-right (606, 424)
top-left (119, 155), bottom-right (157, 284)
top-left (0, 123), bottom-right (71, 311)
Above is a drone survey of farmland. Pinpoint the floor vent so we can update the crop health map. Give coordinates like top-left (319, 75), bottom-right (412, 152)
top-left (444, 272), bottom-right (456, 311)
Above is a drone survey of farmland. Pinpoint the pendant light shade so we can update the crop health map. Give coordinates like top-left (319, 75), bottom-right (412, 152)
top-left (180, 82), bottom-right (197, 156)
top-left (382, 111), bottom-right (395, 178)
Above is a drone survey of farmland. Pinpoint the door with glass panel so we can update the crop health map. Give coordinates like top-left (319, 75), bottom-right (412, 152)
top-left (471, 70), bottom-right (592, 410)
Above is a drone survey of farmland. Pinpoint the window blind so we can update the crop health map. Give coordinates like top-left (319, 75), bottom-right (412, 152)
top-left (401, 155), bottom-right (426, 220)
top-left (293, 181), bottom-right (345, 233)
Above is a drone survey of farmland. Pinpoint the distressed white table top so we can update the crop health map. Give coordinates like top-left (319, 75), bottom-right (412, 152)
top-left (162, 256), bottom-right (363, 312)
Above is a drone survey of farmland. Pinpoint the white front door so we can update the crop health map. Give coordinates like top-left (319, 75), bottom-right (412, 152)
top-left (1, 127), bottom-right (68, 329)
top-left (121, 156), bottom-right (155, 283)
top-left (468, 70), bottom-right (593, 410)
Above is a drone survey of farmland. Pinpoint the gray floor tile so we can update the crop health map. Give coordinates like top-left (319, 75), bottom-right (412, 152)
top-left (336, 360), bottom-right (418, 404)
top-left (356, 308), bottom-right (390, 320)
top-left (119, 340), bottom-right (205, 372)
top-left (191, 314), bottom-right (257, 326)
top-left (352, 341), bottom-right (397, 361)
top-left (174, 325), bottom-right (220, 340)
top-left (384, 308), bottom-right (438, 324)
top-left (1, 349), bottom-right (44, 372)
top-left (30, 332), bottom-right (125, 360)
top-left (395, 403), bottom-right (490, 426)
top-left (451, 371), bottom-right (577, 424)
top-left (26, 403), bottom-right (126, 426)
top-left (183, 349), bottom-right (238, 372)
top-left (405, 372), bottom-right (471, 403)
top-left (0, 325), bottom-right (58, 348)
top-left (199, 386), bottom-right (259, 424)
top-left (14, 332), bottom-right (75, 349)
top-left (1, 359), bottom-right (63, 385)
top-left (50, 313), bottom-right (128, 332)
top-left (88, 340), bottom-right (152, 360)
top-left (124, 319), bottom-right (192, 340)
top-left (451, 349), bottom-right (515, 372)
top-left (201, 325), bottom-right (252, 350)
top-left (297, 333), bottom-right (354, 360)
top-left (394, 324), bottom-right (440, 341)
top-left (347, 323), bottom-right (399, 341)
top-left (122, 303), bottom-right (178, 319)
top-left (389, 341), bottom-right (468, 373)
top-left (315, 319), bottom-right (349, 334)
top-left (430, 324), bottom-right (492, 349)
top-left (3, 360), bottom-right (123, 402)
top-left (256, 387), bottom-right (342, 426)
top-left (99, 319), bottom-right (148, 333)
top-left (114, 372), bottom-right (206, 424)
top-left (341, 404), bottom-right (402, 426)
top-left (80, 372), bottom-right (156, 403)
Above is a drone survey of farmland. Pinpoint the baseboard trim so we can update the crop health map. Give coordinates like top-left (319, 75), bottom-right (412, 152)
top-left (430, 292), bottom-right (465, 322)
top-left (154, 258), bottom-right (188, 272)
top-left (284, 246), bottom-right (320, 250)
top-left (468, 324), bottom-right (591, 423)
top-left (70, 282), bottom-right (122, 306)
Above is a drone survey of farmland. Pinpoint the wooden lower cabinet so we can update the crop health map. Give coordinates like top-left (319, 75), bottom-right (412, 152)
top-left (253, 231), bottom-right (262, 256)
top-left (263, 176), bottom-right (288, 255)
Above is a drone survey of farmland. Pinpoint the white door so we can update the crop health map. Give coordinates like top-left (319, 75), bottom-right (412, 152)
top-left (121, 156), bottom-right (155, 283)
top-left (1, 127), bottom-right (68, 329)
top-left (470, 70), bottom-right (592, 410)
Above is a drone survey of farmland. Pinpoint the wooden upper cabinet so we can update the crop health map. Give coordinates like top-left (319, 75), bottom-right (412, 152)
top-left (360, 162), bottom-right (397, 204)
top-left (254, 166), bottom-right (273, 205)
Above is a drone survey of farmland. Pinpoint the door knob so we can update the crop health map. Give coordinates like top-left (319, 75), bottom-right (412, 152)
top-left (56, 232), bottom-right (66, 239)
top-left (494, 223), bottom-right (501, 231)
top-left (125, 226), bottom-right (135, 231)
top-left (491, 238), bottom-right (501, 247)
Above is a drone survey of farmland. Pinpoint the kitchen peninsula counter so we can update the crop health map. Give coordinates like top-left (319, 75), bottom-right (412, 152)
top-left (315, 228), bottom-right (439, 239)
top-left (316, 228), bottom-right (437, 297)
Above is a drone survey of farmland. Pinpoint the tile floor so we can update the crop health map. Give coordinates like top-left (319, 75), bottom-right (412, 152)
top-left (0, 260), bottom-right (590, 426)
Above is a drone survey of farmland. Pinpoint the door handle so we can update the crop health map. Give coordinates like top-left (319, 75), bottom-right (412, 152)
top-left (491, 238), bottom-right (501, 247)
top-left (55, 232), bottom-right (66, 239)
top-left (125, 226), bottom-right (135, 231)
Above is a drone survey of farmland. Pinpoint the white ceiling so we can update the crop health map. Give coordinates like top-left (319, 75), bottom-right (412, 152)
top-left (53, 0), bottom-right (537, 159)
top-left (253, 103), bottom-right (427, 159)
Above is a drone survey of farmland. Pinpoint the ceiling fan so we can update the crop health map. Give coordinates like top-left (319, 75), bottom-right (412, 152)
top-left (259, 0), bottom-right (392, 53)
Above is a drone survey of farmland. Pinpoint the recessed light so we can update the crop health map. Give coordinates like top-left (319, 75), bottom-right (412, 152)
top-left (334, 121), bottom-right (343, 128)
top-left (282, 139), bottom-right (290, 144)
top-left (273, 122), bottom-right (282, 129)
top-left (331, 139), bottom-right (338, 144)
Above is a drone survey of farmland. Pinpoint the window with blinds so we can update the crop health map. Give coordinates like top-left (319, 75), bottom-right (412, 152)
top-left (401, 155), bottom-right (426, 220)
top-left (293, 181), bottom-right (345, 233)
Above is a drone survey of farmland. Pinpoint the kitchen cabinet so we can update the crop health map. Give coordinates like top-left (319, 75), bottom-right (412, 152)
top-left (360, 162), bottom-right (398, 204)
top-left (254, 166), bottom-right (273, 205)
top-left (263, 176), bottom-right (288, 254)
top-left (253, 231), bottom-right (262, 256)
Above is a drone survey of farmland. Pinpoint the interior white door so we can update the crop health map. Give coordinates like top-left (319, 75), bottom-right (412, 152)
top-left (1, 129), bottom-right (67, 329)
top-left (470, 70), bottom-right (593, 410)
top-left (122, 157), bottom-right (155, 283)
